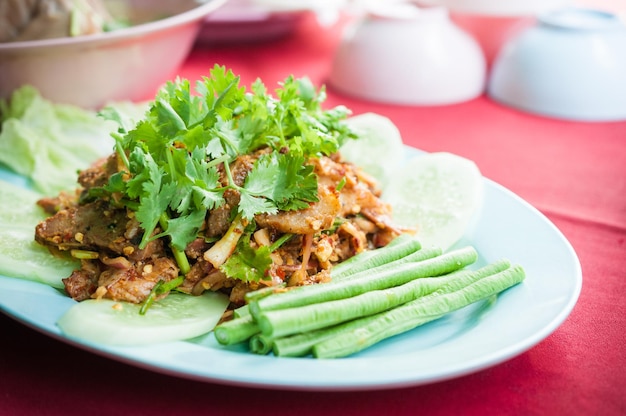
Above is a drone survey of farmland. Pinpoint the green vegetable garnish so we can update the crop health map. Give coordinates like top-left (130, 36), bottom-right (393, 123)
top-left (248, 246), bottom-right (478, 317)
top-left (220, 229), bottom-right (273, 283)
top-left (250, 246), bottom-right (479, 338)
top-left (96, 65), bottom-right (355, 279)
top-left (0, 86), bottom-right (118, 194)
top-left (312, 264), bottom-right (525, 358)
top-left (139, 276), bottom-right (185, 315)
top-left (272, 260), bottom-right (514, 358)
top-left (214, 314), bottom-right (260, 346)
top-left (329, 234), bottom-right (422, 281)
top-left (213, 244), bottom-right (526, 358)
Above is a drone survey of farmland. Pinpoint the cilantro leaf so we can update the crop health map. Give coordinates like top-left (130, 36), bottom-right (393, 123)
top-left (238, 192), bottom-right (278, 220)
top-left (197, 66), bottom-right (246, 123)
top-left (220, 231), bottom-right (272, 282)
top-left (272, 153), bottom-right (318, 210)
top-left (243, 152), bottom-right (318, 212)
top-left (155, 209), bottom-right (207, 251)
top-left (136, 181), bottom-right (177, 249)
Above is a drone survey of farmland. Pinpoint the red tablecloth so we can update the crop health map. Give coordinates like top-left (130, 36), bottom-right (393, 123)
top-left (1, 14), bottom-right (625, 416)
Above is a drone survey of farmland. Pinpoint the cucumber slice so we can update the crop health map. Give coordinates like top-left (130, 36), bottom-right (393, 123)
top-left (341, 113), bottom-right (405, 188)
top-left (0, 226), bottom-right (78, 289)
top-left (382, 152), bottom-right (484, 251)
top-left (57, 292), bottom-right (230, 346)
top-left (0, 179), bottom-right (47, 227)
top-left (0, 180), bottom-right (77, 288)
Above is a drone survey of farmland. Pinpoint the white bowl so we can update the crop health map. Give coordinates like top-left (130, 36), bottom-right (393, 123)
top-left (488, 7), bottom-right (626, 121)
top-left (0, 0), bottom-right (226, 109)
top-left (329, 5), bottom-right (486, 106)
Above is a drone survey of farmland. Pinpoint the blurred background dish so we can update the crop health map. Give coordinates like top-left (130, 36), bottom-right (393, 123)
top-left (487, 7), bottom-right (626, 121)
top-left (329, 4), bottom-right (486, 106)
top-left (197, 0), bottom-right (308, 44)
top-left (0, 0), bottom-right (227, 109)
top-left (197, 0), bottom-right (345, 44)
top-left (1, 0), bottom-right (121, 42)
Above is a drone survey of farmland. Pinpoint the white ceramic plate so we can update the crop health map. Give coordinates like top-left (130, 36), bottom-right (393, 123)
top-left (0, 148), bottom-right (582, 391)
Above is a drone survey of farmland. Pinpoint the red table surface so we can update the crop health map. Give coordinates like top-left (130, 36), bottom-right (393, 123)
top-left (1, 14), bottom-right (625, 416)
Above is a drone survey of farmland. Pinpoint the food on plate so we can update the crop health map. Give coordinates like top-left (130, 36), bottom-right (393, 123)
top-left (0, 66), bottom-right (525, 354)
top-left (215, 243), bottom-right (525, 358)
top-left (32, 65), bottom-right (406, 317)
top-left (0, 0), bottom-right (123, 42)
top-left (309, 262), bottom-right (525, 358)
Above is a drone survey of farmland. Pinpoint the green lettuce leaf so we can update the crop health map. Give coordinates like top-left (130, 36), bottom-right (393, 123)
top-left (0, 86), bottom-right (144, 195)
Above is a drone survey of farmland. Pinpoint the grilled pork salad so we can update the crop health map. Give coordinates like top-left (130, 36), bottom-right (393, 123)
top-left (33, 65), bottom-right (403, 312)
top-left (1, 66), bottom-right (525, 356)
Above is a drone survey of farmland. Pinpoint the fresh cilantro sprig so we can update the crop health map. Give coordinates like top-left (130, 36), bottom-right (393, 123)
top-left (96, 65), bottom-right (356, 280)
top-left (220, 229), bottom-right (273, 282)
top-left (236, 152), bottom-right (318, 219)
